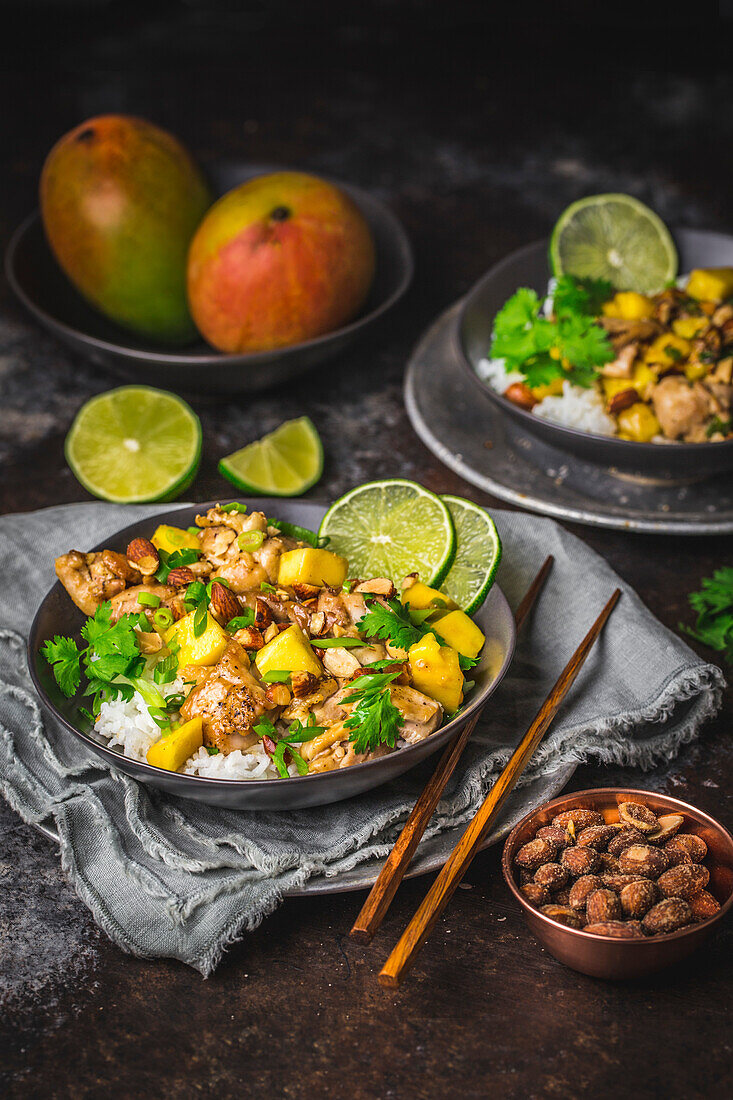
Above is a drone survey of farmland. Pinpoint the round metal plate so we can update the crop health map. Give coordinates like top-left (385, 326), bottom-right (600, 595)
top-left (32, 762), bottom-right (576, 896)
top-left (404, 302), bottom-right (733, 534)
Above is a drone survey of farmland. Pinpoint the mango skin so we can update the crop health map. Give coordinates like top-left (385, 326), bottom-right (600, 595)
top-left (40, 115), bottom-right (212, 343)
top-left (187, 171), bottom-right (376, 353)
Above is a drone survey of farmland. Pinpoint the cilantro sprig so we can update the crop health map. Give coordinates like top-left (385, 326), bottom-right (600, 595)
top-left (41, 601), bottom-right (184, 731)
top-left (681, 567), bottom-right (733, 664)
top-left (357, 597), bottom-right (427, 651)
top-left (342, 669), bottom-right (404, 755)
top-left (490, 275), bottom-right (613, 390)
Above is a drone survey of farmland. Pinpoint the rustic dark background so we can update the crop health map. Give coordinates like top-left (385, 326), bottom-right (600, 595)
top-left (1, 4), bottom-right (731, 1098)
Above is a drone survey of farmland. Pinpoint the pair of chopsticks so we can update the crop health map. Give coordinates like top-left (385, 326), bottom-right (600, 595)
top-left (349, 556), bottom-right (621, 988)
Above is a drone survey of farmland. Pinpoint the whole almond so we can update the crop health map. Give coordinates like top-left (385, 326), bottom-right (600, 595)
top-left (233, 626), bottom-right (264, 650)
top-left (586, 888), bottom-right (622, 924)
top-left (568, 875), bottom-right (603, 910)
top-left (167, 566), bottom-right (196, 587)
top-left (210, 581), bottom-right (242, 624)
top-left (515, 838), bottom-right (557, 870)
top-left (552, 809), bottom-right (604, 831)
top-left (577, 825), bottom-right (616, 851)
top-left (126, 537), bottom-right (159, 576)
top-left (657, 863), bottom-right (709, 900)
top-left (521, 883), bottom-right (549, 906)
top-left (536, 826), bottom-right (573, 849)
top-left (584, 921), bottom-right (643, 939)
top-left (540, 904), bottom-right (585, 929)
top-left (534, 863), bottom-right (570, 891)
top-left (641, 897), bottom-right (693, 936)
top-left (665, 833), bottom-right (708, 862)
top-left (607, 825), bottom-right (646, 856)
top-left (561, 846), bottom-right (601, 876)
top-left (618, 844), bottom-right (669, 879)
top-left (688, 890), bottom-right (721, 922)
top-left (620, 879), bottom-right (658, 919)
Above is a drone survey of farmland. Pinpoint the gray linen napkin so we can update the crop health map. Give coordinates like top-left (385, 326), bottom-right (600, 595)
top-left (0, 503), bottom-right (725, 974)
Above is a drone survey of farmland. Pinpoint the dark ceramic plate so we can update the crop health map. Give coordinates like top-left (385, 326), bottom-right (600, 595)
top-left (27, 499), bottom-right (516, 810)
top-left (5, 163), bottom-right (413, 395)
top-left (459, 229), bottom-right (733, 482)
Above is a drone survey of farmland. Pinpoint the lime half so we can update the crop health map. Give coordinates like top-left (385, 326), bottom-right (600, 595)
top-left (318, 479), bottom-right (456, 586)
top-left (219, 417), bottom-right (323, 496)
top-left (550, 193), bottom-right (677, 294)
top-left (65, 386), bottom-right (201, 503)
top-left (440, 495), bottom-right (502, 613)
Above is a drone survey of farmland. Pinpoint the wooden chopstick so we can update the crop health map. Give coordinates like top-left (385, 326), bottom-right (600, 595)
top-left (378, 586), bottom-right (621, 988)
top-left (350, 555), bottom-right (554, 945)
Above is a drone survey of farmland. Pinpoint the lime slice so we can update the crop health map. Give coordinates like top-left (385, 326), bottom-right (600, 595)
top-left (65, 386), bottom-right (201, 503)
top-left (549, 193), bottom-right (677, 294)
top-left (318, 479), bottom-right (456, 586)
top-left (218, 417), bottom-right (323, 496)
top-left (440, 495), bottom-right (502, 613)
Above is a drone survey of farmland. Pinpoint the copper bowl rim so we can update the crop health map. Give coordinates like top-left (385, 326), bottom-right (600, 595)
top-left (502, 786), bottom-right (733, 946)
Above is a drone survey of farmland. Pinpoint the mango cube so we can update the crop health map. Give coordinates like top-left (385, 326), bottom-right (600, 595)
top-left (431, 610), bottom-right (485, 659)
top-left (151, 524), bottom-right (201, 555)
top-left (164, 610), bottom-right (228, 669)
top-left (604, 291), bottom-right (654, 321)
top-left (686, 268), bottom-right (733, 302)
top-left (277, 548), bottom-right (348, 589)
top-left (616, 403), bottom-right (661, 443)
top-left (255, 624), bottom-right (323, 678)
top-left (401, 580), bottom-right (456, 611)
top-left (643, 333), bottom-right (690, 369)
top-left (147, 716), bottom-right (203, 772)
top-left (408, 633), bottom-right (464, 714)
top-left (672, 316), bottom-right (707, 340)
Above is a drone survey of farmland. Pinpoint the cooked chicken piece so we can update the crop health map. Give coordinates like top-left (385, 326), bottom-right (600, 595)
top-left (601, 342), bottom-right (637, 379)
top-left (599, 317), bottom-right (659, 348)
top-left (653, 287), bottom-right (686, 326)
top-left (389, 685), bottom-right (443, 743)
top-left (713, 303), bottom-right (733, 327)
top-left (321, 646), bottom-right (362, 679)
top-left (282, 677), bottom-right (339, 722)
top-left (109, 583), bottom-right (185, 624)
top-left (651, 376), bottom-right (710, 441)
top-left (55, 550), bottom-right (141, 615)
top-left (180, 640), bottom-right (270, 753)
top-left (351, 643), bottom-right (388, 665)
top-left (315, 589), bottom-right (368, 632)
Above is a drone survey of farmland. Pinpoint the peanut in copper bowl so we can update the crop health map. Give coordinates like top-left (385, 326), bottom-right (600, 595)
top-left (501, 788), bottom-right (733, 980)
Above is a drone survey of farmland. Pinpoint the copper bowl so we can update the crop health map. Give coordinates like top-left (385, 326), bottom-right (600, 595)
top-left (502, 788), bottom-right (733, 980)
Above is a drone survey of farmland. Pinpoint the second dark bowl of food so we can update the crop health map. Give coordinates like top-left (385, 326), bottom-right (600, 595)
top-left (458, 229), bottom-right (733, 482)
top-left (502, 788), bottom-right (733, 980)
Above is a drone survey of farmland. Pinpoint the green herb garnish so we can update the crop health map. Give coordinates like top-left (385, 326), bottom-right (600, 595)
top-left (342, 669), bottom-right (404, 755)
top-left (267, 517), bottom-right (330, 548)
top-left (490, 276), bottom-right (614, 391)
top-left (680, 567), bottom-right (733, 664)
top-left (155, 547), bottom-right (201, 583)
top-left (357, 597), bottom-right (427, 651)
top-left (226, 610), bottom-right (255, 632)
top-left (261, 669), bottom-right (292, 683)
top-left (310, 636), bottom-right (365, 649)
top-left (706, 416), bottom-right (732, 439)
top-left (237, 530), bottom-right (264, 552)
top-left (221, 502), bottom-right (248, 514)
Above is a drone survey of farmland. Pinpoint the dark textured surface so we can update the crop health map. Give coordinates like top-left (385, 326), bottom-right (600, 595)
top-left (1, 5), bottom-right (731, 1098)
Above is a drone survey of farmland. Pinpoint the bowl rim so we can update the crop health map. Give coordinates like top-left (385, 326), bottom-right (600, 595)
top-left (456, 231), bottom-right (733, 456)
top-left (501, 785), bottom-right (733, 945)
top-left (27, 498), bottom-right (516, 791)
top-left (5, 177), bottom-right (414, 367)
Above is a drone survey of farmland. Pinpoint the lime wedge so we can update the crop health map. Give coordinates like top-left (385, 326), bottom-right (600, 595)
top-left (318, 479), bottom-right (456, 586)
top-left (549, 193), bottom-right (677, 294)
top-left (440, 495), bottom-right (502, 613)
top-left (218, 416), bottom-right (323, 496)
top-left (65, 386), bottom-right (201, 503)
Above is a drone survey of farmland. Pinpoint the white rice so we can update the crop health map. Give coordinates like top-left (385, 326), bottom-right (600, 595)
top-left (95, 679), bottom-right (299, 780)
top-left (94, 680), bottom-right (188, 763)
top-left (184, 744), bottom-right (298, 780)
top-left (476, 356), bottom-right (526, 392)
top-left (531, 380), bottom-right (617, 436)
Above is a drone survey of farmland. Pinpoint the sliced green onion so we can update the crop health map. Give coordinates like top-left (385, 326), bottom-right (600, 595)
top-left (226, 610), bottom-right (255, 632)
top-left (267, 518), bottom-right (328, 548)
top-left (187, 526), bottom-right (201, 537)
top-left (221, 502), bottom-right (248, 514)
top-left (261, 669), bottom-right (291, 684)
top-left (237, 530), bottom-right (264, 552)
top-left (310, 637), bottom-right (364, 649)
top-left (193, 601), bottom-right (208, 638)
top-left (254, 717), bottom-right (277, 739)
top-left (260, 582), bottom-right (277, 593)
top-left (164, 693), bottom-right (186, 710)
top-left (205, 745), bottom-right (220, 756)
top-left (205, 576), bottom-right (231, 600)
top-left (154, 608), bottom-right (174, 630)
top-left (138, 592), bottom-right (161, 609)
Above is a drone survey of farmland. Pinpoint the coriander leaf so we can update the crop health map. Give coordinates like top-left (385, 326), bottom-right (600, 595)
top-left (205, 745), bottom-right (220, 756)
top-left (522, 356), bottom-right (565, 390)
top-left (680, 568), bottom-right (733, 664)
top-left (344, 680), bottom-right (403, 755)
top-left (41, 635), bottom-right (82, 696)
top-left (458, 653), bottom-right (479, 672)
top-left (357, 597), bottom-right (424, 650)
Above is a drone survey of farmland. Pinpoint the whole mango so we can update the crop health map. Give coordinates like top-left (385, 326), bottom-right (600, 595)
top-left (187, 171), bottom-right (375, 353)
top-left (40, 115), bottom-right (212, 343)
